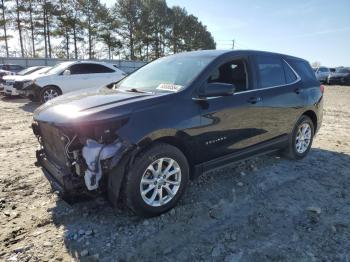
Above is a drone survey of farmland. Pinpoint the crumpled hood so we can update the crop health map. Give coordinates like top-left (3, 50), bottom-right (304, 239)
top-left (33, 87), bottom-right (169, 126)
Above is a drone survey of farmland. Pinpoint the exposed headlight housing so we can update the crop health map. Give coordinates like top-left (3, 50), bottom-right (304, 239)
top-left (23, 80), bottom-right (35, 88)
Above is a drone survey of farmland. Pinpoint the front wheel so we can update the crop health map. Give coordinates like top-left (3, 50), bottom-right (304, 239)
top-left (284, 115), bottom-right (314, 160)
top-left (121, 143), bottom-right (189, 217)
top-left (40, 86), bottom-right (61, 103)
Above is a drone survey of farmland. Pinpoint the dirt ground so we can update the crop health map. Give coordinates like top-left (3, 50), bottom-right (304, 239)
top-left (0, 86), bottom-right (349, 262)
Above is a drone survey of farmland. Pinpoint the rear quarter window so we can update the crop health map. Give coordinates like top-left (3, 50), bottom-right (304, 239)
top-left (287, 59), bottom-right (317, 82)
top-left (283, 61), bottom-right (298, 84)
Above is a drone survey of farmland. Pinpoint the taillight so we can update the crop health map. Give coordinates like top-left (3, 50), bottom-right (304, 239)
top-left (320, 84), bottom-right (325, 93)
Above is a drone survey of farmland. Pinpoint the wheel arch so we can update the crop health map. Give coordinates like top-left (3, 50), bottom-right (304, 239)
top-left (134, 135), bottom-right (196, 179)
top-left (42, 84), bottom-right (62, 95)
top-left (302, 110), bottom-right (317, 131)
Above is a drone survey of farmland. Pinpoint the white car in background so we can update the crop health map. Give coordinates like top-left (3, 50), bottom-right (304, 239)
top-left (17, 61), bottom-right (126, 103)
top-left (0, 70), bottom-right (16, 93)
top-left (2, 66), bottom-right (50, 96)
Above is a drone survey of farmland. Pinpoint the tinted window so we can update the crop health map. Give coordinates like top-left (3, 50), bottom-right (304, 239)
top-left (319, 67), bottom-right (328, 73)
top-left (207, 60), bottom-right (248, 92)
top-left (86, 64), bottom-right (115, 73)
top-left (9, 65), bottom-right (23, 70)
top-left (69, 64), bottom-right (85, 75)
top-left (283, 61), bottom-right (297, 84)
top-left (69, 64), bottom-right (115, 75)
top-left (288, 59), bottom-right (316, 82)
top-left (256, 56), bottom-right (285, 88)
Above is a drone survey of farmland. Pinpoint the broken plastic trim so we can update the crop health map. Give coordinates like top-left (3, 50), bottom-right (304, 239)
top-left (82, 138), bottom-right (130, 190)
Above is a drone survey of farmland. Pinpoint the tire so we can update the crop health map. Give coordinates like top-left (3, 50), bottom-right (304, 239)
top-left (284, 115), bottom-right (314, 160)
top-left (29, 95), bottom-right (39, 102)
top-left (121, 143), bottom-right (189, 217)
top-left (40, 86), bottom-right (61, 103)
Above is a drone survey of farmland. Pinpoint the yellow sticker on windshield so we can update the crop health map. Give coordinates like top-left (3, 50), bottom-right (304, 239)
top-left (156, 83), bottom-right (183, 92)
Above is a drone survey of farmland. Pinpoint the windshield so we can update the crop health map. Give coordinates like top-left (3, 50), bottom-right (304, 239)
top-left (17, 67), bottom-right (41, 76)
top-left (33, 67), bottom-right (51, 75)
top-left (46, 62), bottom-right (74, 75)
top-left (116, 55), bottom-right (214, 93)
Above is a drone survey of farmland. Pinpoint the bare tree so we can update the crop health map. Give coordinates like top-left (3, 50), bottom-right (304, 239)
top-left (0, 0), bottom-right (10, 57)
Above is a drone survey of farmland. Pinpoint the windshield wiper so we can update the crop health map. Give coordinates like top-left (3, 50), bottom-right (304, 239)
top-left (125, 88), bottom-right (147, 93)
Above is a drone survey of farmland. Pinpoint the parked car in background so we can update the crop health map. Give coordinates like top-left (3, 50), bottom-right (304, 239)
top-left (0, 64), bottom-right (25, 73)
top-left (0, 69), bottom-right (15, 85)
top-left (16, 61), bottom-right (126, 103)
top-left (32, 50), bottom-right (323, 217)
top-left (3, 66), bottom-right (51, 97)
top-left (327, 68), bottom-right (350, 85)
top-left (313, 66), bottom-right (331, 83)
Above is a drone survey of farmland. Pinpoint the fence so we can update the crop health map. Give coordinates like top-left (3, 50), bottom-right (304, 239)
top-left (0, 57), bottom-right (147, 74)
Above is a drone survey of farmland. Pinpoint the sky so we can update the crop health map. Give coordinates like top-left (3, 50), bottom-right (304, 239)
top-left (101, 0), bottom-right (350, 67)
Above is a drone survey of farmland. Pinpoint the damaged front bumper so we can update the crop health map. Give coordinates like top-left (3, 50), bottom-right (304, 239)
top-left (36, 149), bottom-right (84, 196)
top-left (15, 82), bottom-right (42, 100)
top-left (33, 122), bottom-right (133, 198)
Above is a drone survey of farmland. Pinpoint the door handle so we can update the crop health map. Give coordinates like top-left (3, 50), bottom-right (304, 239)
top-left (247, 96), bottom-right (262, 104)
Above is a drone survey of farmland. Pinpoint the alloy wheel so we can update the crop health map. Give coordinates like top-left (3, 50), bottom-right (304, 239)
top-left (295, 122), bottom-right (312, 154)
top-left (140, 157), bottom-right (181, 207)
top-left (43, 88), bottom-right (59, 102)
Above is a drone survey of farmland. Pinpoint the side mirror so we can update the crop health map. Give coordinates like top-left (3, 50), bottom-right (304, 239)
top-left (63, 69), bottom-right (71, 76)
top-left (201, 82), bottom-right (235, 97)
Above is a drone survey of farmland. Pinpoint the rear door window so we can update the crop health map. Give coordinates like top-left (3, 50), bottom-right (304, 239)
top-left (256, 56), bottom-right (286, 88)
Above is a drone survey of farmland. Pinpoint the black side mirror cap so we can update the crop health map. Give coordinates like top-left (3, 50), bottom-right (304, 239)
top-left (200, 82), bottom-right (235, 97)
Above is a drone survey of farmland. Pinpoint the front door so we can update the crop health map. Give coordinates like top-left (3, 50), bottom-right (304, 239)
top-left (194, 57), bottom-right (265, 163)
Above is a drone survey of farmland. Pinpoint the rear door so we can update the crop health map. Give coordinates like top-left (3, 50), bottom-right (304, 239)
top-left (252, 54), bottom-right (306, 142)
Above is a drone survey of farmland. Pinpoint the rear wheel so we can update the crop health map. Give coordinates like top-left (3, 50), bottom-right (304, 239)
top-left (40, 86), bottom-right (61, 103)
top-left (122, 143), bottom-right (189, 217)
top-left (284, 115), bottom-right (314, 160)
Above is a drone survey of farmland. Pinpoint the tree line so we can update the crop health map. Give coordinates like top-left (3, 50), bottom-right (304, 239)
top-left (0, 0), bottom-right (216, 61)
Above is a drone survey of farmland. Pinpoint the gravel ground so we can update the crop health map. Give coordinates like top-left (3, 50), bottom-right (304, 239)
top-left (0, 86), bottom-right (350, 262)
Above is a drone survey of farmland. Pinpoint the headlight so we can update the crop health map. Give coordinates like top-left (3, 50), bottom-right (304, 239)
top-left (23, 80), bottom-right (35, 88)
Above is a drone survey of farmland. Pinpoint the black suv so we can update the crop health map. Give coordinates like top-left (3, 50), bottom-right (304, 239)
top-left (32, 50), bottom-right (323, 217)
